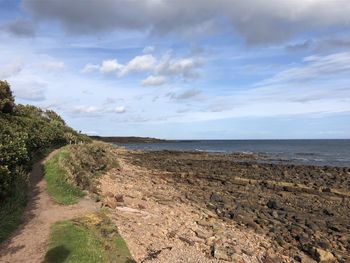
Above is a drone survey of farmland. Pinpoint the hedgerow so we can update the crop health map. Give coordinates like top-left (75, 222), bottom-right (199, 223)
top-left (0, 80), bottom-right (90, 241)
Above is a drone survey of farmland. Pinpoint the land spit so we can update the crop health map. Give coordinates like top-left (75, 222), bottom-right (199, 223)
top-left (99, 148), bottom-right (349, 262)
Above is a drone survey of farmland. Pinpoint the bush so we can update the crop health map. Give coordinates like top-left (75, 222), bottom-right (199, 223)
top-left (0, 81), bottom-right (91, 241)
top-left (0, 81), bottom-right (15, 113)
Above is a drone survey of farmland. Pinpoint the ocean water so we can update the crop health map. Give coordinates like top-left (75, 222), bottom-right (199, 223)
top-left (115, 139), bottom-right (350, 167)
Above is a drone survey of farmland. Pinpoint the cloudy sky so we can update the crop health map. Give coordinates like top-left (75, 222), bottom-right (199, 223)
top-left (1, 0), bottom-right (350, 139)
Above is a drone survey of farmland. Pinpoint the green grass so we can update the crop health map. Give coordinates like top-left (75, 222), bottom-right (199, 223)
top-left (44, 150), bottom-right (85, 205)
top-left (44, 213), bottom-right (135, 263)
top-left (44, 221), bottom-right (108, 263)
top-left (0, 190), bottom-right (26, 242)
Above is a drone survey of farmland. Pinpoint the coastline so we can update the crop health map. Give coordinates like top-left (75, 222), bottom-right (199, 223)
top-left (100, 148), bottom-right (350, 262)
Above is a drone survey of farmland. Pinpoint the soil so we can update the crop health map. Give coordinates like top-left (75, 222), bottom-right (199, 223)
top-left (0, 151), bottom-right (99, 263)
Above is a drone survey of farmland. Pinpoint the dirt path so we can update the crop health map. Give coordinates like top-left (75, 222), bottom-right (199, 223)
top-left (0, 151), bottom-right (99, 263)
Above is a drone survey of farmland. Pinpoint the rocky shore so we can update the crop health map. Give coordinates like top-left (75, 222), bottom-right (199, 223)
top-left (101, 149), bottom-right (350, 262)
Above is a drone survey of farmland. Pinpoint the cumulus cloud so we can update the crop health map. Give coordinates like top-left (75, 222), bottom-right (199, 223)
top-left (2, 19), bottom-right (36, 37)
top-left (114, 106), bottom-right (126, 113)
top-left (141, 75), bottom-right (166, 86)
top-left (23, 0), bottom-right (350, 44)
top-left (0, 60), bottom-right (24, 79)
top-left (100, 59), bottom-right (123, 74)
top-left (143, 46), bottom-right (155, 54)
top-left (120, 55), bottom-right (156, 76)
top-left (81, 63), bottom-right (100, 74)
top-left (156, 55), bottom-right (203, 79)
top-left (71, 104), bottom-right (126, 117)
top-left (82, 52), bottom-right (203, 82)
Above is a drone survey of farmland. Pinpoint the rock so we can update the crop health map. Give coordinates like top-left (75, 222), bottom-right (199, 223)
top-left (303, 245), bottom-right (336, 262)
top-left (212, 245), bottom-right (232, 261)
top-left (267, 200), bottom-right (279, 209)
top-left (179, 236), bottom-right (195, 246)
top-left (314, 248), bottom-right (336, 262)
top-left (195, 229), bottom-right (213, 239)
top-left (210, 192), bottom-right (224, 203)
top-left (138, 204), bottom-right (146, 209)
top-left (104, 197), bottom-right (117, 209)
top-left (114, 194), bottom-right (124, 202)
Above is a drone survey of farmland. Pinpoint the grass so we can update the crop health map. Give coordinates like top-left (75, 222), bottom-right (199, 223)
top-left (44, 150), bottom-right (85, 205)
top-left (44, 213), bottom-right (135, 263)
top-left (44, 142), bottom-right (119, 205)
top-left (44, 221), bottom-right (107, 263)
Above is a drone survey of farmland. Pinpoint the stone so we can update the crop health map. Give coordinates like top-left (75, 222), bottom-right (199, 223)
top-left (267, 200), bottom-right (279, 210)
top-left (195, 229), bottom-right (213, 239)
top-left (104, 197), bottom-right (117, 209)
top-left (138, 204), bottom-right (146, 209)
top-left (303, 245), bottom-right (336, 262)
top-left (179, 236), bottom-right (195, 246)
top-left (114, 194), bottom-right (124, 202)
top-left (212, 245), bottom-right (232, 261)
top-left (314, 248), bottom-right (336, 262)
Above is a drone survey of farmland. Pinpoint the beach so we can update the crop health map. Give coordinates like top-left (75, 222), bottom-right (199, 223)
top-left (99, 148), bottom-right (350, 262)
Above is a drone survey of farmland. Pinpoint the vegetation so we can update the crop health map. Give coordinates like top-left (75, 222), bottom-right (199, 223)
top-left (45, 142), bottom-right (118, 205)
top-left (44, 212), bottom-right (135, 263)
top-left (0, 80), bottom-right (90, 242)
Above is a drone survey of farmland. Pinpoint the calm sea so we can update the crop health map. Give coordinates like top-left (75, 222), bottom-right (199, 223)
top-left (115, 139), bottom-right (350, 167)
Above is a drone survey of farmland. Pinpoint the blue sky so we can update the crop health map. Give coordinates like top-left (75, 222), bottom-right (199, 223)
top-left (1, 0), bottom-right (350, 139)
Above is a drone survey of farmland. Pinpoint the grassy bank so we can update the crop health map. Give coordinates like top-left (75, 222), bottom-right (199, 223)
top-left (45, 150), bottom-right (85, 205)
top-left (44, 212), bottom-right (135, 263)
top-left (44, 142), bottom-right (118, 205)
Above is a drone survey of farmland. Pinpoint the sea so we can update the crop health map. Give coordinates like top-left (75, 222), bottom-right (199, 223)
top-left (114, 139), bottom-right (350, 167)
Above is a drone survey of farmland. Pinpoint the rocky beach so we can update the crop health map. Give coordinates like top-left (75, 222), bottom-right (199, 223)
top-left (99, 148), bottom-right (350, 263)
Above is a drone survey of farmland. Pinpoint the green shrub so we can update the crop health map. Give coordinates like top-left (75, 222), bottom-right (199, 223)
top-left (0, 80), bottom-right (91, 241)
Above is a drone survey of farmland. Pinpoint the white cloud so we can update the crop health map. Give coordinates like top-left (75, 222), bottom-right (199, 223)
top-left (81, 63), bottom-right (100, 74)
top-left (82, 52), bottom-right (203, 82)
top-left (100, 59), bottom-right (123, 74)
top-left (143, 46), bottom-right (155, 54)
top-left (156, 55), bottom-right (203, 79)
top-left (72, 106), bottom-right (104, 115)
top-left (120, 55), bottom-right (156, 76)
top-left (0, 60), bottom-right (23, 79)
top-left (141, 75), bottom-right (166, 86)
top-left (115, 106), bottom-right (126, 113)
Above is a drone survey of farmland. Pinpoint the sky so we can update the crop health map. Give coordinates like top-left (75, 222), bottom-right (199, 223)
top-left (1, 0), bottom-right (350, 139)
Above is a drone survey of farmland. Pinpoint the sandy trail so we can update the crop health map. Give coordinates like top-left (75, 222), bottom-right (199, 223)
top-left (0, 151), bottom-right (99, 263)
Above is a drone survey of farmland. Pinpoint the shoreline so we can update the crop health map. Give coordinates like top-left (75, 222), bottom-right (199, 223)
top-left (102, 148), bottom-right (349, 262)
